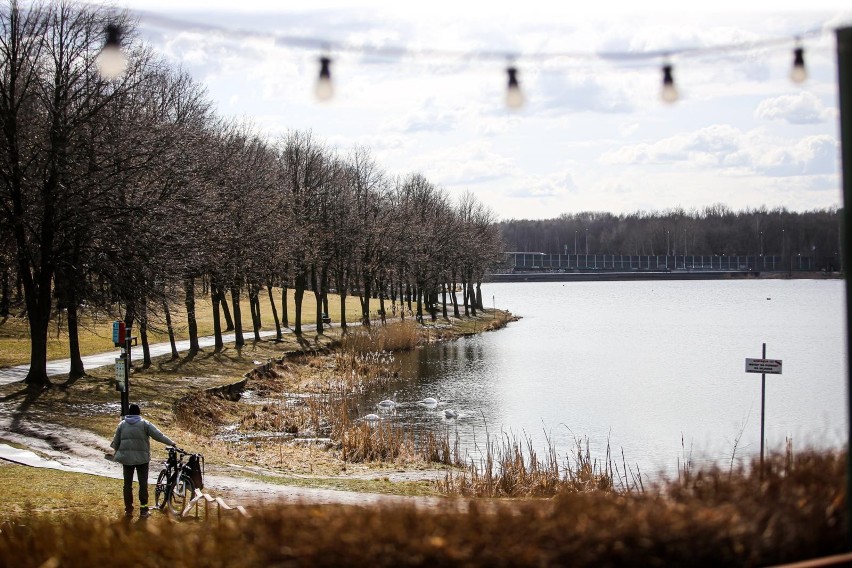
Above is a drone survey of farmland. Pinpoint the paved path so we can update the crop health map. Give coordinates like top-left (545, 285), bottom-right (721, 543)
top-left (0, 329), bottom-right (282, 385)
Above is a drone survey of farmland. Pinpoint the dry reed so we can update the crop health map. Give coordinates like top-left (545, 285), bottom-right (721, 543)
top-left (0, 448), bottom-right (843, 567)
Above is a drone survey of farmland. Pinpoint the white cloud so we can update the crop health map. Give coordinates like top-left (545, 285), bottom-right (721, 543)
top-left (123, 2), bottom-right (847, 219)
top-left (506, 171), bottom-right (578, 199)
top-left (754, 92), bottom-right (835, 124)
top-left (408, 142), bottom-right (519, 186)
top-left (601, 125), bottom-right (838, 177)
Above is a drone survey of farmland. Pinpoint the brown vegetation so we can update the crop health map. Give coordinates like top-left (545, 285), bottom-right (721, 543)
top-left (0, 449), bottom-right (844, 567)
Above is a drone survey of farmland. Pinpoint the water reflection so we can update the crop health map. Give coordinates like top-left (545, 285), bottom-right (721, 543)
top-left (353, 280), bottom-right (847, 479)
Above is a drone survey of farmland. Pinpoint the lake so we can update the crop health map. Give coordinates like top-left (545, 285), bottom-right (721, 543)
top-left (355, 279), bottom-right (847, 479)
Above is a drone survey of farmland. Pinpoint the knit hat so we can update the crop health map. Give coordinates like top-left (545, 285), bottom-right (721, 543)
top-left (128, 403), bottom-right (141, 416)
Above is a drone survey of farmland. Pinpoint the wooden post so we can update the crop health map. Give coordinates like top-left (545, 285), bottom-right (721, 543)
top-left (760, 342), bottom-right (766, 476)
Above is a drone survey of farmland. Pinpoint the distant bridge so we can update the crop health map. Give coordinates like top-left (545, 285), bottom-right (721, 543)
top-left (498, 252), bottom-right (836, 274)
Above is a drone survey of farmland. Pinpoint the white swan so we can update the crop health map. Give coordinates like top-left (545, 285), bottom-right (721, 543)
top-left (418, 397), bottom-right (438, 407)
top-left (364, 414), bottom-right (380, 421)
top-left (377, 400), bottom-right (396, 409)
top-left (444, 409), bottom-right (458, 419)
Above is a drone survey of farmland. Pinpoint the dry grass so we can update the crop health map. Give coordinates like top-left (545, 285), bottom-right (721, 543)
top-left (438, 434), bottom-right (620, 498)
top-left (0, 288), bottom-right (363, 367)
top-left (339, 320), bottom-right (420, 354)
top-left (0, 448), bottom-right (844, 567)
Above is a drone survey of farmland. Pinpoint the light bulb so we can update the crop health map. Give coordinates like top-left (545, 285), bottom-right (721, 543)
top-left (314, 56), bottom-right (334, 101)
top-left (661, 64), bottom-right (678, 104)
top-left (790, 47), bottom-right (807, 84)
top-left (505, 66), bottom-right (524, 109)
top-left (96, 24), bottom-right (128, 80)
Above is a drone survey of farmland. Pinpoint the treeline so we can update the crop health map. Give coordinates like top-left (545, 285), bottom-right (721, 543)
top-left (0, 2), bottom-right (502, 388)
top-left (499, 205), bottom-right (840, 259)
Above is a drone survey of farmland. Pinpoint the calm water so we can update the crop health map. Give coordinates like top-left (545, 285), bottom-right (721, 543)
top-left (356, 279), bottom-right (847, 478)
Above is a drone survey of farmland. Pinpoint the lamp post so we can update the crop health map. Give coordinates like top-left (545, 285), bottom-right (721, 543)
top-left (574, 231), bottom-right (578, 255)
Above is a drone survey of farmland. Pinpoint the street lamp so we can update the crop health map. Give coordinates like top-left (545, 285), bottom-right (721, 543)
top-left (574, 231), bottom-right (578, 255)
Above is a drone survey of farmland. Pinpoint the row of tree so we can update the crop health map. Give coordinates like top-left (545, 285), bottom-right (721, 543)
top-left (0, 2), bottom-right (503, 388)
top-left (499, 205), bottom-right (840, 260)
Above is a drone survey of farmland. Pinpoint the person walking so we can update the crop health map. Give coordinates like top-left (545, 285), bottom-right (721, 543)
top-left (111, 403), bottom-right (177, 518)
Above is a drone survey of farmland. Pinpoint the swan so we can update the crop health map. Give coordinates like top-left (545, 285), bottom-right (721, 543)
top-left (377, 400), bottom-right (396, 409)
top-left (418, 397), bottom-right (438, 407)
top-left (364, 414), bottom-right (380, 421)
top-left (444, 409), bottom-right (458, 419)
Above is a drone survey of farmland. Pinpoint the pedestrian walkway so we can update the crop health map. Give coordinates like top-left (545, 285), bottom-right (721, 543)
top-left (0, 329), bottom-right (281, 386)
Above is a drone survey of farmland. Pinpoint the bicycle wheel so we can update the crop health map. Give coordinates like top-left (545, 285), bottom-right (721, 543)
top-left (154, 470), bottom-right (169, 511)
top-left (167, 475), bottom-right (194, 516)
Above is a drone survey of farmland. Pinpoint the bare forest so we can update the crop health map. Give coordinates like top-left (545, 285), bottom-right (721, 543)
top-left (499, 206), bottom-right (840, 261)
top-left (0, 2), bottom-right (503, 389)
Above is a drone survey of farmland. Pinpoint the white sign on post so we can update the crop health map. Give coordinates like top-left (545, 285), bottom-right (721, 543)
top-left (115, 357), bottom-right (126, 391)
top-left (745, 358), bottom-right (782, 374)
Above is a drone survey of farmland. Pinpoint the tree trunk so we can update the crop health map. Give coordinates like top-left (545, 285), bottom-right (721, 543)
top-left (440, 283), bottom-right (448, 320)
top-left (476, 281), bottom-right (484, 310)
top-left (0, 267), bottom-right (9, 319)
top-left (340, 292), bottom-right (348, 331)
top-left (66, 295), bottom-right (84, 379)
top-left (450, 276), bottom-right (460, 319)
top-left (267, 284), bottom-right (282, 340)
top-left (468, 283), bottom-right (478, 316)
top-left (25, 307), bottom-right (51, 388)
top-left (416, 286), bottom-right (424, 322)
top-left (249, 285), bottom-right (261, 342)
top-left (294, 271), bottom-right (306, 335)
top-left (360, 275), bottom-right (371, 327)
top-left (140, 303), bottom-right (151, 369)
top-left (315, 290), bottom-right (324, 334)
top-left (462, 280), bottom-right (470, 317)
top-left (211, 286), bottom-right (223, 352)
top-left (220, 288), bottom-right (234, 331)
top-left (163, 300), bottom-right (179, 359)
top-left (184, 277), bottom-right (200, 354)
top-left (281, 286), bottom-right (289, 328)
top-left (231, 283), bottom-right (245, 347)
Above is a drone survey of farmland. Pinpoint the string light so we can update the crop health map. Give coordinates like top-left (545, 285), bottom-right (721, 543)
top-left (505, 66), bottom-right (524, 109)
top-left (95, 23), bottom-right (128, 80)
top-left (315, 56), bottom-right (334, 101)
top-left (790, 45), bottom-right (807, 84)
top-left (123, 9), bottom-right (837, 106)
top-left (660, 63), bottom-right (678, 104)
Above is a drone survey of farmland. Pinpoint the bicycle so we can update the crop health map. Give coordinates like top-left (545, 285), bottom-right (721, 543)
top-left (154, 447), bottom-right (204, 515)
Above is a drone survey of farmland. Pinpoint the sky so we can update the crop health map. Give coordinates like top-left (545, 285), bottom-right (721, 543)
top-left (103, 0), bottom-right (852, 221)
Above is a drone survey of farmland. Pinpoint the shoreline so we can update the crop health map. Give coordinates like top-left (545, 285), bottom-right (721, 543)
top-left (484, 270), bottom-right (840, 282)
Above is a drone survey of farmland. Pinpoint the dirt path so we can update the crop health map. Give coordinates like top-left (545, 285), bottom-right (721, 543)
top-left (0, 329), bottom-right (283, 385)
top-left (0, 413), bottom-right (449, 509)
top-left (0, 321), bottom-right (467, 510)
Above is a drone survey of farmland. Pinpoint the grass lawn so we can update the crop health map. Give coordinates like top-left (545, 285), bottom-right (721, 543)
top-left (0, 288), bottom-right (365, 367)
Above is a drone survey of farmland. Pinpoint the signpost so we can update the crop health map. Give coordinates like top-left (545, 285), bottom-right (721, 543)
top-left (745, 343), bottom-right (782, 475)
top-left (113, 320), bottom-right (133, 417)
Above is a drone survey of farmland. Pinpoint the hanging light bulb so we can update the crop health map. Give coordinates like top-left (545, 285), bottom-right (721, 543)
top-left (314, 56), bottom-right (334, 101)
top-left (95, 23), bottom-right (128, 80)
top-left (505, 66), bottom-right (524, 109)
top-left (790, 46), bottom-right (807, 84)
top-left (660, 63), bottom-right (678, 104)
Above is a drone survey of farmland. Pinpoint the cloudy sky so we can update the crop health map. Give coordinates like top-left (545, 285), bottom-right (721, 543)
top-left (108, 0), bottom-right (851, 221)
